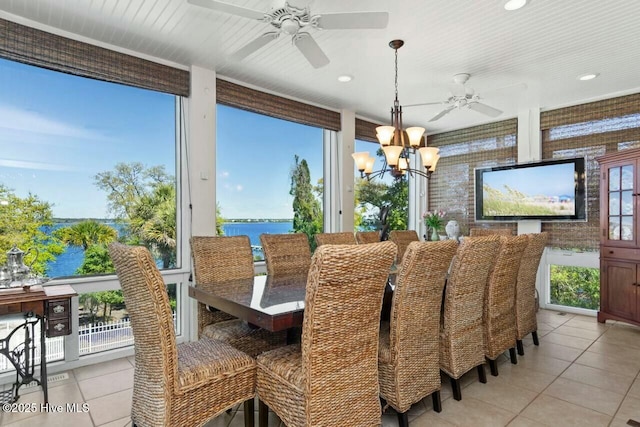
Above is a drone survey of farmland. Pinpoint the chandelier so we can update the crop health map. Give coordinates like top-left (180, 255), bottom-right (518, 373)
top-left (352, 40), bottom-right (440, 180)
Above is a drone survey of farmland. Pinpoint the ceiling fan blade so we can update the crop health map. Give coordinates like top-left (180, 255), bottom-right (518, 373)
top-left (429, 106), bottom-right (455, 122)
top-left (315, 12), bottom-right (389, 29)
top-left (293, 33), bottom-right (330, 68)
top-left (403, 101), bottom-right (446, 108)
top-left (230, 33), bottom-right (279, 61)
top-left (187, 0), bottom-right (265, 20)
top-left (468, 102), bottom-right (503, 117)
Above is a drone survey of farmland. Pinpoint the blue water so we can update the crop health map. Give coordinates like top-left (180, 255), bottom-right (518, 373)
top-left (222, 222), bottom-right (293, 247)
top-left (44, 222), bottom-right (126, 278)
top-left (45, 221), bottom-right (292, 277)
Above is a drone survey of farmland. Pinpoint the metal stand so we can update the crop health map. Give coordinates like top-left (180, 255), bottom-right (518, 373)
top-left (0, 312), bottom-right (47, 404)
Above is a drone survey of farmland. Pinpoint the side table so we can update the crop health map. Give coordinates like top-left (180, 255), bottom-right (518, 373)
top-left (0, 284), bottom-right (76, 404)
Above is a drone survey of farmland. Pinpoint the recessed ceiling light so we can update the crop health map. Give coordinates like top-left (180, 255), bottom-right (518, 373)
top-left (503, 0), bottom-right (528, 11)
top-left (577, 73), bottom-right (599, 81)
top-left (337, 75), bottom-right (353, 83)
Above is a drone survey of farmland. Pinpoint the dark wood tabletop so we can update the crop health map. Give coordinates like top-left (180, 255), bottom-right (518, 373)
top-left (188, 274), bottom-right (307, 332)
top-left (189, 274), bottom-right (395, 332)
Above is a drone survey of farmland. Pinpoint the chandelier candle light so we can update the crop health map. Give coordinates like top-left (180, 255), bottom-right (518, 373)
top-left (352, 40), bottom-right (440, 180)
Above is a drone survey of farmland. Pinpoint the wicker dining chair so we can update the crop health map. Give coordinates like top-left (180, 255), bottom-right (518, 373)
top-left (108, 243), bottom-right (256, 427)
top-left (355, 230), bottom-right (381, 244)
top-left (315, 231), bottom-right (357, 246)
top-left (191, 236), bottom-right (286, 357)
top-left (260, 233), bottom-right (312, 276)
top-left (256, 241), bottom-right (397, 427)
top-left (469, 227), bottom-right (514, 236)
top-left (483, 235), bottom-right (529, 376)
top-left (379, 240), bottom-right (457, 426)
top-left (388, 230), bottom-right (420, 264)
top-left (515, 232), bottom-right (549, 355)
top-left (440, 235), bottom-right (501, 401)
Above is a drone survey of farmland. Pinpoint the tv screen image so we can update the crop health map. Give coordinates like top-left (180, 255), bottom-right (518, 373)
top-left (475, 158), bottom-right (586, 222)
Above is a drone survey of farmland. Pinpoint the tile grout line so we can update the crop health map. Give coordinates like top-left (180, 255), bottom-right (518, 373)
top-left (525, 317), bottom-right (639, 424)
top-left (507, 313), bottom-right (603, 425)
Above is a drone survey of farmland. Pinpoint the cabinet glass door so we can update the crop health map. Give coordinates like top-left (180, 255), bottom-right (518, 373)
top-left (608, 164), bottom-right (634, 241)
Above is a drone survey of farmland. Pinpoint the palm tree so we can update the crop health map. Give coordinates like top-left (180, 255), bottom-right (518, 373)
top-left (129, 183), bottom-right (176, 269)
top-left (55, 220), bottom-right (118, 250)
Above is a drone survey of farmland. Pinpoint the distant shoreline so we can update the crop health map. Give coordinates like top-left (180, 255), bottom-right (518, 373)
top-left (52, 218), bottom-right (293, 223)
top-left (224, 219), bottom-right (292, 223)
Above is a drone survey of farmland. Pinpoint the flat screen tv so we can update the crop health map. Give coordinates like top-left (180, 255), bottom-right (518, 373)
top-left (475, 158), bottom-right (586, 222)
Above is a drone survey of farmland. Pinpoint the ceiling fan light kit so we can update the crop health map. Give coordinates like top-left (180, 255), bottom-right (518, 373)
top-left (503, 0), bottom-right (528, 11)
top-left (352, 40), bottom-right (440, 181)
top-left (577, 73), bottom-right (599, 81)
top-left (188, 0), bottom-right (388, 68)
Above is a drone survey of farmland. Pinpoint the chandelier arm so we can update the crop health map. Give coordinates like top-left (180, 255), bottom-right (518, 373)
top-left (364, 169), bottom-right (388, 181)
top-left (404, 167), bottom-right (432, 179)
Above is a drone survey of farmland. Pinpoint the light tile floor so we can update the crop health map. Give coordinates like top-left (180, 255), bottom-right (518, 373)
top-left (1, 309), bottom-right (639, 426)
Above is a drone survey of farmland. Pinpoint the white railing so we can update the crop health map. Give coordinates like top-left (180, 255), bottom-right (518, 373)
top-left (0, 332), bottom-right (64, 372)
top-left (79, 317), bottom-right (134, 355)
top-left (0, 313), bottom-right (177, 372)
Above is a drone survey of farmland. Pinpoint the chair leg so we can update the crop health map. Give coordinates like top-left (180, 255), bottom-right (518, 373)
top-left (397, 411), bottom-right (409, 427)
top-left (488, 359), bottom-right (499, 376)
top-left (244, 399), bottom-right (254, 427)
top-left (532, 331), bottom-right (539, 346)
top-left (450, 376), bottom-right (462, 401)
top-left (477, 364), bottom-right (487, 383)
top-left (432, 390), bottom-right (442, 413)
top-left (509, 347), bottom-right (518, 364)
top-left (517, 339), bottom-right (525, 356)
top-left (258, 399), bottom-right (269, 427)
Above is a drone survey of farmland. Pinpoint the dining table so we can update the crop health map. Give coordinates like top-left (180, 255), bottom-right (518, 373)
top-left (188, 273), bottom-right (395, 333)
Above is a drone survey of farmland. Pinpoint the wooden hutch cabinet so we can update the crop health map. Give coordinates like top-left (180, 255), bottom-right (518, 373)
top-left (597, 148), bottom-right (640, 327)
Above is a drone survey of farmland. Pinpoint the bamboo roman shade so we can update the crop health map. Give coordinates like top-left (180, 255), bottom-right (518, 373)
top-left (427, 119), bottom-right (518, 235)
top-left (355, 118), bottom-right (382, 143)
top-left (216, 79), bottom-right (340, 131)
top-left (541, 93), bottom-right (640, 250)
top-left (0, 18), bottom-right (189, 96)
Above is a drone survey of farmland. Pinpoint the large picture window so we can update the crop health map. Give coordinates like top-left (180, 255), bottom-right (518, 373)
top-left (0, 57), bottom-right (180, 361)
top-left (0, 58), bottom-right (178, 279)
top-left (216, 104), bottom-right (324, 257)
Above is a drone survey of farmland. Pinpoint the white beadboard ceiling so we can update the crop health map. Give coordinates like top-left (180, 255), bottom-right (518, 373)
top-left (2, 0), bottom-right (640, 134)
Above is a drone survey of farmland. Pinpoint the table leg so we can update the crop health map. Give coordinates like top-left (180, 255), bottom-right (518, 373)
top-left (39, 316), bottom-right (48, 404)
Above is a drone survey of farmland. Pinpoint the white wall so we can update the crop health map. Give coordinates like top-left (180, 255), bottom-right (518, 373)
top-left (188, 66), bottom-right (217, 237)
top-left (336, 110), bottom-right (356, 232)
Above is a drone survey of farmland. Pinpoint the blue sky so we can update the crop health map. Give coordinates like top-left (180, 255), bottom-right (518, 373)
top-left (0, 58), bottom-right (175, 218)
top-left (216, 105), bottom-right (323, 219)
top-left (0, 57), bottom-right (385, 220)
top-left (482, 162), bottom-right (575, 197)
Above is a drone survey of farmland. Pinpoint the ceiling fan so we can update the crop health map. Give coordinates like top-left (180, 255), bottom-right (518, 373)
top-left (405, 73), bottom-right (504, 122)
top-left (188, 0), bottom-right (389, 68)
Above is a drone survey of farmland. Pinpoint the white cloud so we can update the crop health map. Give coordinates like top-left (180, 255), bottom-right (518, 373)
top-left (0, 104), bottom-right (105, 140)
top-left (236, 185), bottom-right (243, 191)
top-left (0, 159), bottom-right (72, 171)
top-left (220, 171), bottom-right (230, 178)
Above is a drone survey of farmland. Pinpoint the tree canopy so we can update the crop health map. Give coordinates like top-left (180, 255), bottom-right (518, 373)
top-left (355, 175), bottom-right (408, 232)
top-left (290, 155), bottom-right (322, 251)
top-left (0, 185), bottom-right (64, 275)
top-left (94, 162), bottom-right (177, 268)
top-left (55, 220), bottom-right (118, 251)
